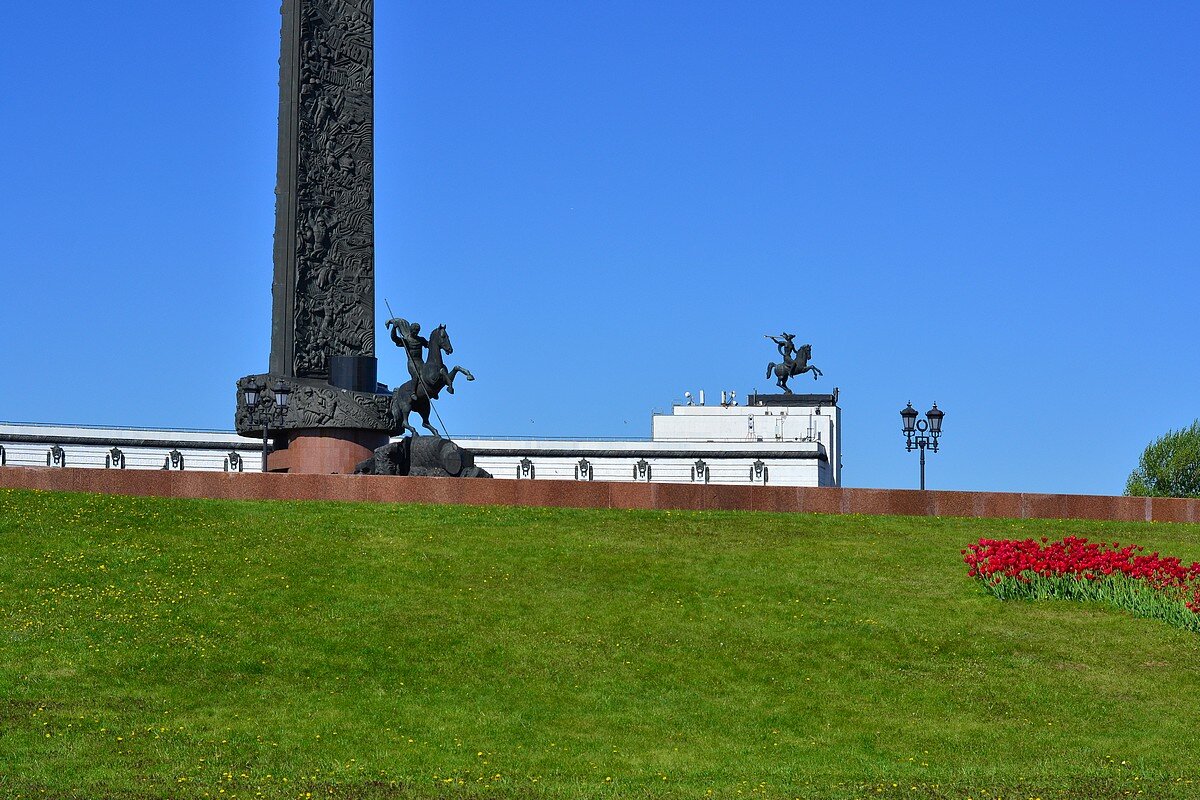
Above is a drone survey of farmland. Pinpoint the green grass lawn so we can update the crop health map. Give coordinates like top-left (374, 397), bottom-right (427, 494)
top-left (1, 488), bottom-right (1199, 799)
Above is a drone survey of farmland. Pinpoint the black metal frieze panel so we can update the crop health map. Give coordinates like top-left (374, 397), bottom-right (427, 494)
top-left (271, 0), bottom-right (375, 380)
top-left (234, 375), bottom-right (393, 436)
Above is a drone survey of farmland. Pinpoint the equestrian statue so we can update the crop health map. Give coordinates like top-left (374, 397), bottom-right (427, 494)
top-left (386, 317), bottom-right (475, 437)
top-left (766, 333), bottom-right (822, 394)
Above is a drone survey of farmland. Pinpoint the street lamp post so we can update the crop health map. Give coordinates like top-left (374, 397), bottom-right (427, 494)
top-left (900, 402), bottom-right (944, 490)
top-left (242, 379), bottom-right (291, 472)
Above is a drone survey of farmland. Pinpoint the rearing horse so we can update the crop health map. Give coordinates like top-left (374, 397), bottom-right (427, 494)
top-left (767, 343), bottom-right (822, 394)
top-left (390, 324), bottom-right (474, 436)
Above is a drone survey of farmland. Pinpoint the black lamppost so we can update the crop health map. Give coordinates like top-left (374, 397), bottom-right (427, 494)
top-left (242, 379), bottom-right (290, 472)
top-left (901, 402), bottom-right (944, 490)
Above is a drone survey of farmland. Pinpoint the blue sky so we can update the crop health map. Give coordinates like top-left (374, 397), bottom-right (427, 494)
top-left (1, 2), bottom-right (1197, 494)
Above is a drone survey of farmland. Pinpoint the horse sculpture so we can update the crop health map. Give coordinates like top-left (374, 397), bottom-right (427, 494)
top-left (388, 322), bottom-right (474, 436)
top-left (767, 341), bottom-right (822, 394)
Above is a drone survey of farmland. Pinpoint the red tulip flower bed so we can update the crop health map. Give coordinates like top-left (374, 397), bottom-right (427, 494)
top-left (963, 535), bottom-right (1200, 631)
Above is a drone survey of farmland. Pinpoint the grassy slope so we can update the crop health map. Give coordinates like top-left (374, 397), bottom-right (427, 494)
top-left (1, 488), bottom-right (1199, 799)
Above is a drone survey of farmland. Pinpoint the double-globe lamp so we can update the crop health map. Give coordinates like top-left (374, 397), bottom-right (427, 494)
top-left (242, 379), bottom-right (291, 472)
top-left (900, 402), bottom-right (944, 490)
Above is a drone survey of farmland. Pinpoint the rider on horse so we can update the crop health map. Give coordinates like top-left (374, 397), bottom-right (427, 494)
top-left (389, 318), bottom-right (428, 402)
top-left (765, 333), bottom-right (822, 394)
top-left (384, 316), bottom-right (476, 437)
top-left (768, 332), bottom-right (799, 367)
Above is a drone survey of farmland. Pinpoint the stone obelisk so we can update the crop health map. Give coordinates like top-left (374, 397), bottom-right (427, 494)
top-left (236, 0), bottom-right (393, 473)
top-left (270, 0), bottom-right (375, 382)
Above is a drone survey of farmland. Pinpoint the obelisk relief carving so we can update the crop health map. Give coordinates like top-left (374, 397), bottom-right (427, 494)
top-left (236, 0), bottom-right (392, 465)
top-left (271, 0), bottom-right (375, 380)
top-left (236, 0), bottom-right (483, 474)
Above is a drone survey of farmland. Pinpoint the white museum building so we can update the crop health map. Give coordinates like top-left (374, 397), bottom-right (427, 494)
top-left (0, 390), bottom-right (842, 487)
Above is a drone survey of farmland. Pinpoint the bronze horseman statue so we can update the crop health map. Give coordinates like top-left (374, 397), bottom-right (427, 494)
top-left (766, 333), bottom-right (822, 394)
top-left (385, 317), bottom-right (475, 437)
top-left (353, 316), bottom-right (488, 478)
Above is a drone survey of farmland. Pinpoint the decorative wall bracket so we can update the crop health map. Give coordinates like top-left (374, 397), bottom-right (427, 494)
top-left (634, 459), bottom-right (652, 481)
top-left (517, 458), bottom-right (535, 480)
top-left (575, 458), bottom-right (593, 481)
top-left (47, 445), bottom-right (65, 468)
top-left (106, 447), bottom-right (126, 469)
top-left (691, 459), bottom-right (710, 483)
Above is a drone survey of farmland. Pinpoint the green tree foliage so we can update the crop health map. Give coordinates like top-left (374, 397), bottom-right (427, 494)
top-left (1125, 420), bottom-right (1200, 498)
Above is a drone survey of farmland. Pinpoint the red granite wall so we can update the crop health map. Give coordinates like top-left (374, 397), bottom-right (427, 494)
top-left (0, 466), bottom-right (1196, 524)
